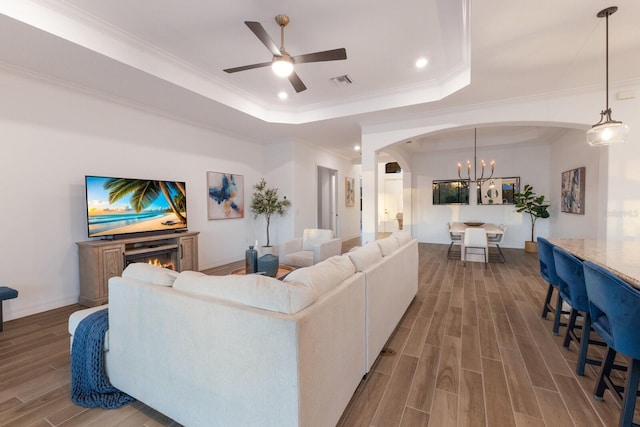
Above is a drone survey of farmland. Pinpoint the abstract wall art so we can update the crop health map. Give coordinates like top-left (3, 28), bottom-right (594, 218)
top-left (207, 172), bottom-right (244, 219)
top-left (561, 167), bottom-right (585, 214)
top-left (345, 177), bottom-right (355, 207)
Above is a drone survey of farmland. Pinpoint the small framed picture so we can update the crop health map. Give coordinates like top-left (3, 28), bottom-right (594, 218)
top-left (345, 177), bottom-right (355, 207)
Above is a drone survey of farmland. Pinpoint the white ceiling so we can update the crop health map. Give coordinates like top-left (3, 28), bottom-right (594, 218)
top-left (1, 0), bottom-right (639, 160)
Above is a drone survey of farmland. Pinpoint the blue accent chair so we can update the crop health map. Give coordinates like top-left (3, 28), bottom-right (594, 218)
top-left (583, 261), bottom-right (640, 427)
top-left (553, 247), bottom-right (606, 376)
top-left (0, 286), bottom-right (18, 331)
top-left (537, 237), bottom-right (567, 335)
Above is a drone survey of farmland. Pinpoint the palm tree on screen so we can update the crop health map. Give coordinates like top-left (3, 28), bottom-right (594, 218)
top-left (104, 179), bottom-right (187, 224)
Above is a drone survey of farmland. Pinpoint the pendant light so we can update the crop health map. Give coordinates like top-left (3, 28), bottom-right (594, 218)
top-left (457, 128), bottom-right (495, 185)
top-left (586, 6), bottom-right (629, 146)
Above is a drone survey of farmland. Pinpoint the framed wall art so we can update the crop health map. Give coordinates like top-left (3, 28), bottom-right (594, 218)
top-left (561, 167), bottom-right (585, 214)
top-left (207, 172), bottom-right (244, 219)
top-left (345, 177), bottom-right (355, 207)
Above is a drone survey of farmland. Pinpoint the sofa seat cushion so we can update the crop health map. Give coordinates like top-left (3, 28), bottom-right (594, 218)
top-left (347, 242), bottom-right (382, 272)
top-left (376, 235), bottom-right (400, 257)
top-left (68, 305), bottom-right (109, 351)
top-left (122, 263), bottom-right (179, 286)
top-left (284, 255), bottom-right (355, 296)
top-left (173, 271), bottom-right (316, 314)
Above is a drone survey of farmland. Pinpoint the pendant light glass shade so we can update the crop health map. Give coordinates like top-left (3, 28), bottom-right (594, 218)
top-left (587, 114), bottom-right (630, 146)
top-left (587, 6), bottom-right (628, 146)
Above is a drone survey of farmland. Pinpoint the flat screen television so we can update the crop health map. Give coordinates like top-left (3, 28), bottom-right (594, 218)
top-left (85, 175), bottom-right (187, 239)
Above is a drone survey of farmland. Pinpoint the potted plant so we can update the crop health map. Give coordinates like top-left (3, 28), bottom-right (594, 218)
top-left (514, 184), bottom-right (550, 253)
top-left (250, 178), bottom-right (291, 252)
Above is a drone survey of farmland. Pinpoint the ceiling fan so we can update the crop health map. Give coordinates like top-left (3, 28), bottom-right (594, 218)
top-left (223, 14), bottom-right (347, 93)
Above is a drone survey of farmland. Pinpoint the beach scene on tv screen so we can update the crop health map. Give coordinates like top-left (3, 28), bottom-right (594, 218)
top-left (86, 176), bottom-right (187, 237)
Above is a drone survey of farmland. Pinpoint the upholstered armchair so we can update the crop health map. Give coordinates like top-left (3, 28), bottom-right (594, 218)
top-left (280, 229), bottom-right (342, 268)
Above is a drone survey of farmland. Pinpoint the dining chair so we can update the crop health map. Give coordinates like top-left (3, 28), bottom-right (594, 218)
top-left (447, 222), bottom-right (462, 259)
top-left (463, 227), bottom-right (488, 268)
top-left (553, 247), bottom-right (606, 375)
top-left (583, 261), bottom-right (640, 427)
top-left (537, 237), bottom-right (567, 336)
top-left (487, 224), bottom-right (506, 263)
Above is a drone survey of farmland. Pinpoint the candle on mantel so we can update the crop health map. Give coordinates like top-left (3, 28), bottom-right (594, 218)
top-left (490, 160), bottom-right (495, 173)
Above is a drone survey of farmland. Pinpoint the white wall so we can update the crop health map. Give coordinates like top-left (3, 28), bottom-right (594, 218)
top-left (412, 143), bottom-right (552, 248)
top-left (549, 129), bottom-right (603, 239)
top-left (291, 142), bottom-right (361, 241)
top-left (360, 81), bottom-right (640, 244)
top-left (0, 70), bottom-right (360, 321)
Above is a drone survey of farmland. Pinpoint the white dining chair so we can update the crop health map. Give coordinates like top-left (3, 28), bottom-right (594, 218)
top-left (447, 222), bottom-right (462, 259)
top-left (488, 224), bottom-right (506, 263)
top-left (463, 227), bottom-right (488, 268)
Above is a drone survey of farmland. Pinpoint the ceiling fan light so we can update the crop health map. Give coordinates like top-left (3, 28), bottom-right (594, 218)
top-left (587, 120), bottom-right (629, 146)
top-left (272, 58), bottom-right (294, 77)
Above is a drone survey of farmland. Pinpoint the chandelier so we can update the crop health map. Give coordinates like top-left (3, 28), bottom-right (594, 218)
top-left (457, 128), bottom-right (495, 185)
top-left (586, 6), bottom-right (629, 146)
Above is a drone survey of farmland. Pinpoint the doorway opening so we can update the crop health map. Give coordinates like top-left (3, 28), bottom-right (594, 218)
top-left (317, 166), bottom-right (338, 236)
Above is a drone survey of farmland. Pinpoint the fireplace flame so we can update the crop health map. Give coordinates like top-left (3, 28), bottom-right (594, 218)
top-left (148, 258), bottom-right (175, 270)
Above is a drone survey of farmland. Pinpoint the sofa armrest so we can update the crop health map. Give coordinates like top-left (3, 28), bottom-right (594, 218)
top-left (313, 238), bottom-right (343, 263)
top-left (281, 237), bottom-right (303, 256)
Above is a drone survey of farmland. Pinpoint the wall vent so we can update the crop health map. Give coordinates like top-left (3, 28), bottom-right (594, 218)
top-left (330, 74), bottom-right (353, 86)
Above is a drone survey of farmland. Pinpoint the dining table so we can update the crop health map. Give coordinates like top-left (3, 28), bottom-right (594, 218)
top-left (450, 222), bottom-right (504, 262)
top-left (548, 238), bottom-right (640, 289)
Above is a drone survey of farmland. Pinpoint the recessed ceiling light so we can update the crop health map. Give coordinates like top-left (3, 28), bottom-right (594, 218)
top-left (354, 145), bottom-right (361, 151)
top-left (415, 57), bottom-right (428, 68)
top-left (278, 91), bottom-right (288, 100)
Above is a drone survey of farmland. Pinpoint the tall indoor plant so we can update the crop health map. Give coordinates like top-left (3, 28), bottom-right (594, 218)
top-left (514, 184), bottom-right (550, 253)
top-left (250, 178), bottom-right (291, 249)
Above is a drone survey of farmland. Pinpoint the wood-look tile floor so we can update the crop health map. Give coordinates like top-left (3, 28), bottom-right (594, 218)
top-left (0, 242), bottom-right (635, 426)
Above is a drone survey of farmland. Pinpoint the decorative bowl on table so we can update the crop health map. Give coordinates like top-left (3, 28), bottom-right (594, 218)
top-left (463, 221), bottom-right (484, 227)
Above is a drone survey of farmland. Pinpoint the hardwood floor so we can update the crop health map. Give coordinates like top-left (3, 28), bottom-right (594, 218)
top-left (0, 242), bottom-right (635, 426)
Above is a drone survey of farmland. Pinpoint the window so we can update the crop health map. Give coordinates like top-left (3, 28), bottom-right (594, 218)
top-left (432, 180), bottom-right (469, 205)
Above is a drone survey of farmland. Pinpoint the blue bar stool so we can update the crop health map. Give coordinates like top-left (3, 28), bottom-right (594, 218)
top-left (537, 237), bottom-right (567, 335)
top-left (583, 261), bottom-right (640, 427)
top-left (553, 247), bottom-right (607, 375)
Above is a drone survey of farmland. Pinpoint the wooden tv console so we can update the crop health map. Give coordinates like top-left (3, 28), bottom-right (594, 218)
top-left (76, 231), bottom-right (199, 307)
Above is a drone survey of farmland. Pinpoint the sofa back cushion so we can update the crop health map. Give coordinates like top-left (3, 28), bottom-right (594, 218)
top-left (284, 254), bottom-right (355, 296)
top-left (347, 241), bottom-right (383, 272)
top-left (302, 228), bottom-right (333, 251)
top-left (376, 235), bottom-right (400, 257)
top-left (392, 230), bottom-right (412, 246)
top-left (173, 271), bottom-right (316, 314)
top-left (122, 263), bottom-right (179, 286)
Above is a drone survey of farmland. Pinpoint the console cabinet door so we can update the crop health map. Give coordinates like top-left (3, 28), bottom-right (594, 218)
top-left (78, 243), bottom-right (123, 306)
top-left (101, 246), bottom-right (124, 295)
top-left (179, 235), bottom-right (198, 271)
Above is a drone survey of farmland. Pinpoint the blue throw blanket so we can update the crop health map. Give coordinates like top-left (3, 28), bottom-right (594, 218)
top-left (70, 308), bottom-right (135, 408)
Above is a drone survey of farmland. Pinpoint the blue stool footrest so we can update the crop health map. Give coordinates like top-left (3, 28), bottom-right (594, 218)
top-left (0, 286), bottom-right (18, 332)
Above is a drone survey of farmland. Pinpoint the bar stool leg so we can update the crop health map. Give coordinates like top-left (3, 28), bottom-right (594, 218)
top-left (576, 312), bottom-right (592, 376)
top-left (562, 308), bottom-right (578, 348)
top-left (619, 358), bottom-right (640, 427)
top-left (595, 347), bottom-right (617, 400)
top-left (552, 292), bottom-right (564, 336)
top-left (541, 284), bottom-right (554, 319)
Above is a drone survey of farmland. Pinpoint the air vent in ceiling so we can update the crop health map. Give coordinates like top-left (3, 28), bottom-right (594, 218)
top-left (330, 74), bottom-right (353, 86)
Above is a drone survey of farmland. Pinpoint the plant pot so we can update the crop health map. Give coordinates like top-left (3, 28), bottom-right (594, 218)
top-left (524, 241), bottom-right (538, 253)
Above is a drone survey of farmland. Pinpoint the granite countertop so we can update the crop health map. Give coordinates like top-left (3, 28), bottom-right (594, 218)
top-left (548, 238), bottom-right (640, 289)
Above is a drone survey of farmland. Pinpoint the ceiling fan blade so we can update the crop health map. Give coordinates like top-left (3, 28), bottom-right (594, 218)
top-left (288, 72), bottom-right (307, 93)
top-left (293, 48), bottom-right (347, 64)
top-left (244, 21), bottom-right (281, 57)
top-left (223, 62), bottom-right (272, 73)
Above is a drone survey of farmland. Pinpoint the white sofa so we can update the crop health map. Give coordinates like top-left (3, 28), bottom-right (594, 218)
top-left (280, 228), bottom-right (342, 267)
top-left (347, 231), bottom-right (419, 371)
top-left (69, 231), bottom-right (418, 426)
